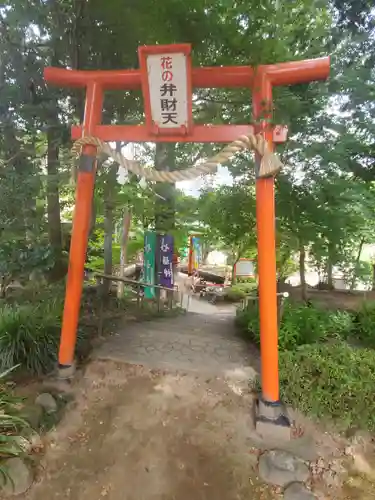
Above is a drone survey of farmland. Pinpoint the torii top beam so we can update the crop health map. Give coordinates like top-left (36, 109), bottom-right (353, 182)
top-left (45, 57), bottom-right (329, 90)
top-left (44, 48), bottom-right (329, 145)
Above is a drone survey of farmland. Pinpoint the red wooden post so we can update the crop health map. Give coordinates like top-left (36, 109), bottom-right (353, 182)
top-left (253, 71), bottom-right (280, 403)
top-left (57, 83), bottom-right (103, 373)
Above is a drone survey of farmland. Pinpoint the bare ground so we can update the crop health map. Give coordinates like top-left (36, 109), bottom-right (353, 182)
top-left (20, 361), bottom-right (279, 500)
top-left (283, 285), bottom-right (375, 311)
top-left (7, 295), bottom-right (375, 500)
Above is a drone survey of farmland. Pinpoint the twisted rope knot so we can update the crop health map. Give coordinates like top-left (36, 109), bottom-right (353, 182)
top-left (72, 132), bottom-right (283, 183)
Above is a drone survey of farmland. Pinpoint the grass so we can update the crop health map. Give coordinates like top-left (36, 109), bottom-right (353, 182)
top-left (0, 302), bottom-right (61, 375)
top-left (0, 299), bottom-right (91, 376)
top-left (0, 368), bottom-right (30, 483)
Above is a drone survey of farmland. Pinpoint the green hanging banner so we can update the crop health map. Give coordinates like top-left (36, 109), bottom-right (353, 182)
top-left (143, 231), bottom-right (156, 299)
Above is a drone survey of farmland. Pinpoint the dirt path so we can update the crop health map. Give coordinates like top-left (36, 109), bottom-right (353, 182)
top-left (23, 361), bottom-right (278, 500)
top-left (95, 300), bottom-right (258, 375)
top-left (15, 306), bottom-right (372, 499)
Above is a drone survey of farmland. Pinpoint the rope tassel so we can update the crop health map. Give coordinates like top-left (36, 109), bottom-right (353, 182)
top-left (72, 133), bottom-right (283, 183)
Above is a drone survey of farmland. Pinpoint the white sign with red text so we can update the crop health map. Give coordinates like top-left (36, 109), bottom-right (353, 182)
top-left (147, 53), bottom-right (188, 129)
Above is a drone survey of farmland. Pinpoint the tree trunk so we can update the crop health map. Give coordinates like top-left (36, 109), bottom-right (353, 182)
top-left (277, 248), bottom-right (292, 284)
top-left (46, 124), bottom-right (63, 280)
top-left (201, 243), bottom-right (210, 264)
top-left (231, 256), bottom-right (240, 285)
top-left (102, 145), bottom-right (119, 295)
top-left (0, 276), bottom-right (10, 299)
top-left (117, 209), bottom-right (132, 298)
top-left (70, 0), bottom-right (87, 122)
top-left (103, 203), bottom-right (113, 287)
top-left (154, 143), bottom-right (176, 233)
top-left (326, 260), bottom-right (334, 289)
top-left (350, 237), bottom-right (365, 291)
top-left (299, 244), bottom-right (307, 302)
top-left (326, 243), bottom-right (335, 289)
top-left (372, 264), bottom-right (375, 292)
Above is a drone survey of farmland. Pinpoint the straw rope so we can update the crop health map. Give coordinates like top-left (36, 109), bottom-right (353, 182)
top-left (72, 133), bottom-right (283, 182)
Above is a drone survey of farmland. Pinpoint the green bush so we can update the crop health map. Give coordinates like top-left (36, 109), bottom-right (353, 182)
top-left (226, 280), bottom-right (257, 302)
top-left (279, 343), bottom-right (375, 432)
top-left (236, 302), bottom-right (261, 340)
top-left (0, 301), bottom-right (90, 375)
top-left (0, 368), bottom-right (30, 478)
top-left (238, 300), bottom-right (374, 431)
top-left (235, 276), bottom-right (257, 285)
top-left (226, 286), bottom-right (247, 302)
top-left (0, 302), bottom-right (62, 375)
top-left (236, 302), bottom-right (353, 350)
top-left (353, 302), bottom-right (375, 348)
top-left (279, 304), bottom-right (353, 349)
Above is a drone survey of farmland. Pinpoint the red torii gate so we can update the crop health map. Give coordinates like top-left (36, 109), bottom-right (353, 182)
top-left (44, 45), bottom-right (329, 433)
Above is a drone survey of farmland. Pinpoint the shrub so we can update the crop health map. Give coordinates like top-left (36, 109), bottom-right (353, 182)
top-left (279, 343), bottom-right (375, 432)
top-left (0, 368), bottom-right (30, 480)
top-left (236, 302), bottom-right (261, 342)
top-left (226, 286), bottom-right (247, 302)
top-left (353, 302), bottom-right (375, 348)
top-left (236, 302), bottom-right (353, 350)
top-left (0, 302), bottom-right (62, 375)
top-left (279, 303), bottom-right (353, 349)
top-left (0, 301), bottom-right (90, 375)
top-left (235, 276), bottom-right (257, 285)
top-left (226, 280), bottom-right (257, 302)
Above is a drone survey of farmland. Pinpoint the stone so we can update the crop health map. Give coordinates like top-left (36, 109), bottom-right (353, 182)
top-left (321, 468), bottom-right (342, 489)
top-left (42, 378), bottom-right (73, 395)
top-left (258, 450), bottom-right (310, 487)
top-left (57, 362), bottom-right (76, 379)
top-left (352, 453), bottom-right (375, 480)
top-left (248, 427), bottom-right (318, 462)
top-left (29, 432), bottom-right (43, 452)
top-left (21, 404), bottom-right (43, 429)
top-left (284, 435), bottom-right (318, 462)
top-left (256, 419), bottom-right (291, 442)
top-left (284, 482), bottom-right (317, 500)
top-left (0, 457), bottom-right (33, 496)
top-left (35, 392), bottom-right (57, 413)
top-left (255, 399), bottom-right (291, 441)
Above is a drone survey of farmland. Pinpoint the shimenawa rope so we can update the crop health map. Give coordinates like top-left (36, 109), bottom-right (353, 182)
top-left (72, 133), bottom-right (283, 182)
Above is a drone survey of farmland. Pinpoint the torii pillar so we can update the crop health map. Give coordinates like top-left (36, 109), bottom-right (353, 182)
top-left (44, 45), bottom-right (329, 435)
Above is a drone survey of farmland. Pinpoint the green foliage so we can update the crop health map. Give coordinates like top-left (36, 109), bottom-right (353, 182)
top-left (0, 300), bottom-right (90, 375)
top-left (236, 302), bottom-right (261, 339)
top-left (239, 298), bottom-right (375, 431)
top-left (225, 287), bottom-right (247, 302)
top-left (0, 368), bottom-right (29, 469)
top-left (235, 277), bottom-right (257, 286)
top-left (279, 304), bottom-right (353, 349)
top-left (237, 302), bottom-right (353, 350)
top-left (0, 241), bottom-right (55, 289)
top-left (0, 302), bottom-right (62, 375)
top-left (279, 343), bottom-right (375, 432)
top-left (226, 280), bottom-right (257, 302)
top-left (340, 259), bottom-right (373, 290)
top-left (198, 184), bottom-right (257, 262)
top-left (353, 303), bottom-right (375, 348)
